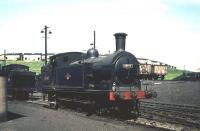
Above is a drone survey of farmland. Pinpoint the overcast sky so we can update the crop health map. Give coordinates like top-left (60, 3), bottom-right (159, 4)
top-left (0, 0), bottom-right (200, 71)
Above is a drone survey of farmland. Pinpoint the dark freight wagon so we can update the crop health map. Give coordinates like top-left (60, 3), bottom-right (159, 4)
top-left (2, 64), bottom-right (36, 99)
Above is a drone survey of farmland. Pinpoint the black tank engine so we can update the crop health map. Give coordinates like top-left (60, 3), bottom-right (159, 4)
top-left (41, 33), bottom-right (153, 114)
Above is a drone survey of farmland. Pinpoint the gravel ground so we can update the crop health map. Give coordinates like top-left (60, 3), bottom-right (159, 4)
top-left (0, 101), bottom-right (165, 131)
top-left (141, 81), bottom-right (200, 106)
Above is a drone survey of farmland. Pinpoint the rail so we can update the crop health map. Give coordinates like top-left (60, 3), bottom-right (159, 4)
top-left (140, 101), bottom-right (200, 128)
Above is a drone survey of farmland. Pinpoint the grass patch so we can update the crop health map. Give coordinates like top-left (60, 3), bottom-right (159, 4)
top-left (164, 69), bottom-right (184, 80)
top-left (0, 60), bottom-right (44, 74)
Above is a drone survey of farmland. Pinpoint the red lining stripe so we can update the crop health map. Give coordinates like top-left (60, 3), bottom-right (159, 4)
top-left (123, 91), bottom-right (132, 100)
top-left (136, 90), bottom-right (145, 99)
top-left (109, 91), bottom-right (115, 101)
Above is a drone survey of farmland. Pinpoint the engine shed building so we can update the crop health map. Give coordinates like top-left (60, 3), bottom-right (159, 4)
top-left (0, 53), bottom-right (55, 61)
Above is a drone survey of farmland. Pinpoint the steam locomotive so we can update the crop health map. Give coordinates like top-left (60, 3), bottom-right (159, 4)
top-left (2, 64), bottom-right (36, 99)
top-left (40, 33), bottom-right (155, 114)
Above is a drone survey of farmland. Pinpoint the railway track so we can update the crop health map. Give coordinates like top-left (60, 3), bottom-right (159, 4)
top-left (26, 98), bottom-right (173, 130)
top-left (27, 94), bottom-right (200, 129)
top-left (26, 98), bottom-right (187, 130)
top-left (140, 101), bottom-right (200, 128)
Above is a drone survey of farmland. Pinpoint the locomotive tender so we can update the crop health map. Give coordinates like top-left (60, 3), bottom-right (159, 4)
top-left (2, 64), bottom-right (36, 99)
top-left (41, 33), bottom-right (154, 114)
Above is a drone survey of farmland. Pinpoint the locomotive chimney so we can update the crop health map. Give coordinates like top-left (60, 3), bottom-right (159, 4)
top-left (114, 33), bottom-right (127, 51)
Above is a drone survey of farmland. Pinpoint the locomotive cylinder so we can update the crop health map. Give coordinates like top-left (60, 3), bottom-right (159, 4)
top-left (114, 33), bottom-right (127, 51)
top-left (0, 71), bottom-right (7, 122)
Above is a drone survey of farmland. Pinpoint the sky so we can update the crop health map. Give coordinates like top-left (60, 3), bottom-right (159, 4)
top-left (0, 0), bottom-right (200, 71)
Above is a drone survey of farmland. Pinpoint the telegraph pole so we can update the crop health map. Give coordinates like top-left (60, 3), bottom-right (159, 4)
top-left (41, 25), bottom-right (52, 65)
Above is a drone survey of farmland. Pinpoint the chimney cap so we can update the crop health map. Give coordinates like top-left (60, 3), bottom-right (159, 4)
top-left (114, 33), bottom-right (127, 37)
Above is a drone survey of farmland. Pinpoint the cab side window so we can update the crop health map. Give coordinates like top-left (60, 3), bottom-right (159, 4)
top-left (51, 59), bottom-right (57, 67)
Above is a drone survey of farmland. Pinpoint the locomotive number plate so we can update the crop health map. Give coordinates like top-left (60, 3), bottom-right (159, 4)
top-left (122, 64), bottom-right (133, 70)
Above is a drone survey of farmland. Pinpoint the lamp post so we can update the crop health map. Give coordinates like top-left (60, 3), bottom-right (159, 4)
top-left (3, 49), bottom-right (6, 66)
top-left (41, 25), bottom-right (52, 65)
